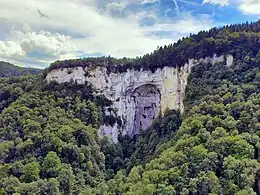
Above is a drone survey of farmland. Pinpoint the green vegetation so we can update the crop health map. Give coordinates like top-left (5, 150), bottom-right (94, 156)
top-left (0, 61), bottom-right (41, 77)
top-left (101, 109), bottom-right (182, 177)
top-left (1, 20), bottom-right (260, 194)
top-left (48, 56), bottom-right (133, 73)
top-left (0, 76), bottom-right (110, 194)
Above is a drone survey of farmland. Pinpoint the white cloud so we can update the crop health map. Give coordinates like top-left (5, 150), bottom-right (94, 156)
top-left (0, 0), bottom-right (214, 67)
top-left (141, 0), bottom-right (157, 4)
top-left (203, 0), bottom-right (260, 15)
top-left (0, 41), bottom-right (25, 58)
top-left (0, 30), bottom-right (76, 63)
top-left (202, 0), bottom-right (230, 6)
top-left (142, 14), bottom-right (213, 34)
top-left (238, 0), bottom-right (260, 15)
top-left (18, 31), bottom-right (76, 58)
top-left (106, 2), bottom-right (126, 12)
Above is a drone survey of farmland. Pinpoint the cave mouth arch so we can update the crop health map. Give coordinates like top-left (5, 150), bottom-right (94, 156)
top-left (128, 84), bottom-right (161, 135)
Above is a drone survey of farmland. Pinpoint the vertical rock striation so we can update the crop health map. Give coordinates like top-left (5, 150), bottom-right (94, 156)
top-left (46, 54), bottom-right (233, 142)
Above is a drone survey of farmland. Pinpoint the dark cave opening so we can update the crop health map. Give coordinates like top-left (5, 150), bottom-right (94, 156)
top-left (130, 84), bottom-right (161, 135)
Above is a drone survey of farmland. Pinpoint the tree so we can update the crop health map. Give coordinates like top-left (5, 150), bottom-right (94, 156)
top-left (1, 176), bottom-right (20, 194)
top-left (41, 152), bottom-right (62, 178)
top-left (21, 162), bottom-right (40, 183)
top-left (9, 161), bottom-right (24, 178)
top-left (224, 156), bottom-right (260, 191)
top-left (58, 164), bottom-right (75, 195)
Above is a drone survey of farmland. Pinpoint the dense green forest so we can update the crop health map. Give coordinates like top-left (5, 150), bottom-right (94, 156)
top-left (0, 62), bottom-right (41, 78)
top-left (1, 20), bottom-right (260, 194)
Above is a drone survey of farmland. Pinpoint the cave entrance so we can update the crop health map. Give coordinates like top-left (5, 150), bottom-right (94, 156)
top-left (131, 84), bottom-right (161, 135)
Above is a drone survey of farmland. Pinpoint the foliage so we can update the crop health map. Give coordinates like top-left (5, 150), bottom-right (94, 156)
top-left (100, 109), bottom-right (182, 177)
top-left (0, 76), bottom-right (107, 194)
top-left (48, 56), bottom-right (133, 73)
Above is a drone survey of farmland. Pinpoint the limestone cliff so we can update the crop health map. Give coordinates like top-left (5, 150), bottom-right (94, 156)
top-left (46, 54), bottom-right (233, 142)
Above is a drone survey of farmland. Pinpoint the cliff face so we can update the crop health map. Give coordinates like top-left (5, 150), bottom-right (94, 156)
top-left (46, 54), bottom-right (233, 142)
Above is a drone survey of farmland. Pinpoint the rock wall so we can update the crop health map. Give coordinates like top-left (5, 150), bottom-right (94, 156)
top-left (46, 54), bottom-right (233, 143)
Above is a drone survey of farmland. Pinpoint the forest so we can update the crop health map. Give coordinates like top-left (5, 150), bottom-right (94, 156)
top-left (0, 62), bottom-right (41, 78)
top-left (0, 20), bottom-right (260, 194)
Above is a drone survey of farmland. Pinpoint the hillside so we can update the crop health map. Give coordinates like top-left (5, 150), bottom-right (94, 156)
top-left (1, 20), bottom-right (260, 195)
top-left (0, 61), bottom-right (41, 78)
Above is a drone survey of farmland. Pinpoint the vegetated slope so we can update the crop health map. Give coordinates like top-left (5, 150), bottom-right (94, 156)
top-left (0, 75), bottom-right (115, 194)
top-left (100, 109), bottom-right (182, 176)
top-left (0, 20), bottom-right (260, 195)
top-left (90, 57), bottom-right (260, 195)
top-left (0, 61), bottom-right (41, 77)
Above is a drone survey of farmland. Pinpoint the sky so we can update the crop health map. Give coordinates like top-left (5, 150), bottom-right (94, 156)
top-left (0, 0), bottom-right (259, 68)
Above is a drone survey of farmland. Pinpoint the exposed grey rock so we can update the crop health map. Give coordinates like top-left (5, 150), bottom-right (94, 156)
top-left (128, 84), bottom-right (160, 135)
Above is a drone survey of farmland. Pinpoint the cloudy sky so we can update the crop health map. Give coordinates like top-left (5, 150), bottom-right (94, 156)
top-left (0, 0), bottom-right (259, 68)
